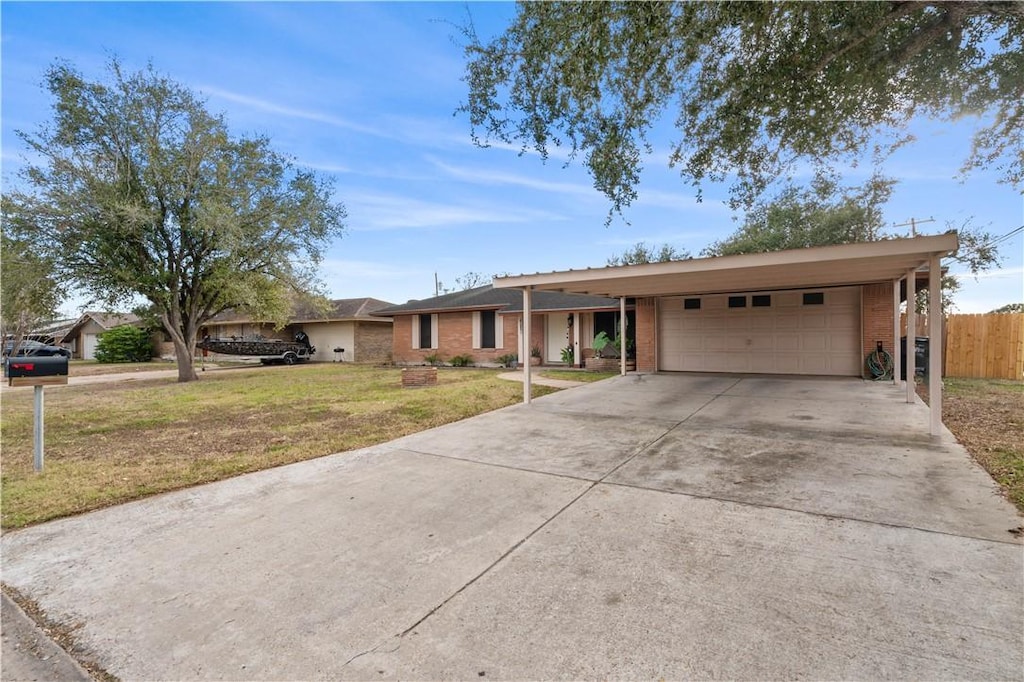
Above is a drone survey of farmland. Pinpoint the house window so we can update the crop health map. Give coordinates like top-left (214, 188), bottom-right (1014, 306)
top-left (728, 296), bottom-right (747, 308)
top-left (684, 298), bottom-right (701, 310)
top-left (473, 310), bottom-right (502, 350)
top-left (803, 292), bottom-right (825, 305)
top-left (412, 314), bottom-right (438, 349)
top-left (752, 295), bottom-right (771, 307)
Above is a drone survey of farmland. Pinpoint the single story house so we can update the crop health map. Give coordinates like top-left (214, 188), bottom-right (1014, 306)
top-left (372, 285), bottom-right (632, 367)
top-left (493, 233), bottom-right (957, 434)
top-left (201, 297), bottom-right (394, 363)
top-left (61, 312), bottom-right (143, 359)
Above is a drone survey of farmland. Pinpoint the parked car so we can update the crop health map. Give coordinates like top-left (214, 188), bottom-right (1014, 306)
top-left (2, 339), bottom-right (71, 358)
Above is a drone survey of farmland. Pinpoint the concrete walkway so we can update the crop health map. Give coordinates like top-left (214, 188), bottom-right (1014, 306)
top-left (497, 369), bottom-right (588, 388)
top-left (1, 374), bottom-right (1020, 679)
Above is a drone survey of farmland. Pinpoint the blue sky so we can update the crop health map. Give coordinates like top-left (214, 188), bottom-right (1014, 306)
top-left (2, 2), bottom-right (1021, 314)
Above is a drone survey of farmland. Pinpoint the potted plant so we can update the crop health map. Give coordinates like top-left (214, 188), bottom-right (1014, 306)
top-left (560, 346), bottom-right (575, 365)
top-left (530, 345), bottom-right (542, 366)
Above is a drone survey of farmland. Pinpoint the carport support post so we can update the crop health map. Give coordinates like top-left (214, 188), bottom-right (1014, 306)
top-left (929, 255), bottom-right (942, 436)
top-left (905, 268), bottom-right (916, 404)
top-left (523, 287), bottom-right (532, 404)
top-left (892, 277), bottom-right (901, 387)
top-left (33, 386), bottom-right (44, 472)
top-left (572, 313), bottom-right (581, 368)
top-left (620, 297), bottom-right (627, 376)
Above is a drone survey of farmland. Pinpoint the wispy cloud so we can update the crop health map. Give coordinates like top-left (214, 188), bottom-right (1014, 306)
top-left (429, 157), bottom-right (597, 197)
top-left (636, 188), bottom-right (731, 214)
top-left (947, 265), bottom-right (1024, 280)
top-left (345, 191), bottom-right (566, 230)
top-left (200, 85), bottom-right (393, 139)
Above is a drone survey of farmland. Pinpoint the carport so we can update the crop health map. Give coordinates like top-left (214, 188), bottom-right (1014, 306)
top-left (494, 233), bottom-right (958, 435)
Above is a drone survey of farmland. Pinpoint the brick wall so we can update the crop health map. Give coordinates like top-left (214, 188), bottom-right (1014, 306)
top-left (635, 297), bottom-right (657, 373)
top-left (861, 282), bottom-right (895, 378)
top-left (401, 367), bottom-right (437, 387)
top-left (391, 312), bottom-right (521, 366)
top-left (354, 321), bottom-right (392, 363)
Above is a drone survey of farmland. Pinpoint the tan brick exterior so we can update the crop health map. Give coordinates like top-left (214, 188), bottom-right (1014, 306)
top-left (353, 321), bottom-right (393, 364)
top-left (861, 282), bottom-right (895, 378)
top-left (391, 312), bottom-right (529, 366)
top-left (635, 298), bottom-right (657, 373)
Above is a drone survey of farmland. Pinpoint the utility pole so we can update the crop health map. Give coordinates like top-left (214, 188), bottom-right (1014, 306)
top-left (893, 216), bottom-right (935, 237)
top-left (434, 272), bottom-right (439, 297)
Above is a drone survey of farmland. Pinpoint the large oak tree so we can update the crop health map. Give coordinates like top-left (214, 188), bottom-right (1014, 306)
top-left (9, 60), bottom-right (345, 381)
top-left (462, 2), bottom-right (1023, 212)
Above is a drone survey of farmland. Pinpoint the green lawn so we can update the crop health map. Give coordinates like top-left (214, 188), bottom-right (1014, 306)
top-left (1, 365), bottom-right (557, 528)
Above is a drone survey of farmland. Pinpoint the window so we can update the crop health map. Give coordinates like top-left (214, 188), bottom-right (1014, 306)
top-left (684, 298), bottom-right (701, 310)
top-left (412, 314), bottom-right (438, 349)
top-left (803, 292), bottom-right (825, 305)
top-left (728, 296), bottom-right (747, 308)
top-left (752, 295), bottom-right (771, 307)
top-left (473, 310), bottom-right (503, 350)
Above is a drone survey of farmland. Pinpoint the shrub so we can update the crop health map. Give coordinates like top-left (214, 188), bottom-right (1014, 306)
top-left (423, 353), bottom-right (444, 366)
top-left (94, 325), bottom-right (153, 363)
top-left (496, 353), bottom-right (518, 368)
top-left (449, 354), bottom-right (474, 367)
top-left (560, 346), bottom-right (575, 364)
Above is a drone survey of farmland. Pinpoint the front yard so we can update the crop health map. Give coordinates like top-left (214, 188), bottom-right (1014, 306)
top-left (0, 365), bottom-right (558, 528)
top-left (923, 377), bottom-right (1024, 513)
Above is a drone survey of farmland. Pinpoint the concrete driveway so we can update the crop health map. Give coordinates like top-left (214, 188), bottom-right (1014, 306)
top-left (2, 374), bottom-right (1021, 680)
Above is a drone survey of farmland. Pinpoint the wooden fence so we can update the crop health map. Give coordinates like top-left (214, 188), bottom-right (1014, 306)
top-left (901, 312), bottom-right (1024, 380)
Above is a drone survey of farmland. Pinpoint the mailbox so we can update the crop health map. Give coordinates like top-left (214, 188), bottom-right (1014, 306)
top-left (5, 356), bottom-right (69, 386)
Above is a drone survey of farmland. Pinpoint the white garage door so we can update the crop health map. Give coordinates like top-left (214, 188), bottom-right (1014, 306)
top-left (658, 288), bottom-right (861, 376)
top-left (83, 333), bottom-right (99, 360)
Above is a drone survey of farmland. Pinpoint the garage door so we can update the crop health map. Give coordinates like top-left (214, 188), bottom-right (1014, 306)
top-left (658, 288), bottom-right (861, 376)
top-left (83, 333), bottom-right (99, 360)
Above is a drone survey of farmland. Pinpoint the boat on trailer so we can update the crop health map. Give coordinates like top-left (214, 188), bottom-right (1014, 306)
top-left (197, 333), bottom-right (315, 365)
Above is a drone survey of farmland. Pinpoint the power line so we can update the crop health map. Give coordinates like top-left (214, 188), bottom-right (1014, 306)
top-left (985, 224), bottom-right (1023, 246)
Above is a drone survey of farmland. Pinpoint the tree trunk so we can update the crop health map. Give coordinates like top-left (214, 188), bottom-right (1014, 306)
top-left (172, 336), bottom-right (198, 382)
top-left (162, 311), bottom-right (199, 382)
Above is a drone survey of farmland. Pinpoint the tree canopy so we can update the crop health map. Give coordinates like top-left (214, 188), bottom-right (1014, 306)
top-left (703, 174), bottom-right (894, 256)
top-left (462, 2), bottom-right (1024, 212)
top-left (8, 60), bottom-right (345, 381)
top-left (0, 204), bottom-right (64, 344)
top-left (607, 242), bottom-right (690, 266)
top-left (703, 174), bottom-right (1001, 311)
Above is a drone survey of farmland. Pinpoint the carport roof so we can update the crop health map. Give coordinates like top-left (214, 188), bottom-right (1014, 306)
top-left (494, 234), bottom-right (959, 298)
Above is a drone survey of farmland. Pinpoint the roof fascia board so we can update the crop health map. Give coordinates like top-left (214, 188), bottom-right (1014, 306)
top-left (494, 234), bottom-right (958, 290)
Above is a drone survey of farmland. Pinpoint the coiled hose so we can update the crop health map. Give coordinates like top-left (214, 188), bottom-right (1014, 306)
top-left (866, 349), bottom-right (894, 380)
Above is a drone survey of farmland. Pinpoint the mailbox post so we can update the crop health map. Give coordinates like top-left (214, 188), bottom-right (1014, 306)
top-left (6, 356), bottom-right (69, 472)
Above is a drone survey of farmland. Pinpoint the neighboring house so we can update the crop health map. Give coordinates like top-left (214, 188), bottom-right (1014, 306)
top-left (201, 297), bottom-right (394, 363)
top-left (15, 317), bottom-right (78, 347)
top-left (372, 285), bottom-right (629, 367)
top-left (493, 234), bottom-right (956, 380)
top-left (61, 312), bottom-right (143, 360)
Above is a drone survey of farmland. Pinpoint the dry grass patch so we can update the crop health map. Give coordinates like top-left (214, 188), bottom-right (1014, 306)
top-left (920, 378), bottom-right (1024, 513)
top-left (1, 365), bottom-right (556, 528)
